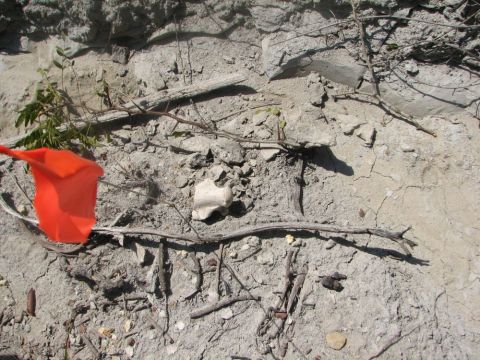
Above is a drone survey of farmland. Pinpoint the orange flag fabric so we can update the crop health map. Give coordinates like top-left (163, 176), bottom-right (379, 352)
top-left (0, 145), bottom-right (104, 243)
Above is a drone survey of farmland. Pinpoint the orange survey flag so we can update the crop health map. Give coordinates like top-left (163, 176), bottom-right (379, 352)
top-left (0, 145), bottom-right (104, 243)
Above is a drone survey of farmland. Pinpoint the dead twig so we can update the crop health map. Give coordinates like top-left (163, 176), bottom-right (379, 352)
top-left (183, 253), bottom-right (203, 300)
top-left (190, 294), bottom-right (260, 319)
top-left (158, 240), bottom-right (168, 297)
top-left (215, 243), bottom-right (225, 297)
top-left (352, 0), bottom-right (379, 97)
top-left (0, 194), bottom-right (417, 255)
top-left (114, 107), bottom-right (307, 150)
top-left (366, 325), bottom-right (420, 360)
top-left (99, 179), bottom-right (201, 239)
top-left (288, 155), bottom-right (304, 220)
top-left (286, 268), bottom-right (306, 314)
top-left (257, 250), bottom-right (294, 336)
top-left (80, 334), bottom-right (100, 360)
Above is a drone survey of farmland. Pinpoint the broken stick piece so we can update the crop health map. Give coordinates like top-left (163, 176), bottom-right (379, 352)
top-left (2, 73), bottom-right (247, 148)
top-left (190, 294), bottom-right (260, 319)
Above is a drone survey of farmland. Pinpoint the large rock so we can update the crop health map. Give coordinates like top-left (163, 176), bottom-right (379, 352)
top-left (192, 179), bottom-right (233, 221)
top-left (284, 105), bottom-right (336, 148)
top-left (20, 0), bottom-right (179, 43)
top-left (211, 138), bottom-right (246, 165)
top-left (262, 32), bottom-right (366, 86)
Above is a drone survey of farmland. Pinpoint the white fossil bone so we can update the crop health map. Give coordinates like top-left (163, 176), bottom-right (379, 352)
top-left (192, 179), bottom-right (233, 221)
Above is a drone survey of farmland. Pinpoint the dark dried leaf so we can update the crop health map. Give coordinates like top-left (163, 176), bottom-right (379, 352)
top-left (206, 258), bottom-right (218, 267)
top-left (273, 311), bottom-right (288, 320)
top-left (27, 288), bottom-right (36, 316)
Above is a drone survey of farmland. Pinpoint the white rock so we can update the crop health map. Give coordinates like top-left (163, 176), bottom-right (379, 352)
top-left (401, 143), bottom-right (415, 152)
top-left (286, 234), bottom-right (295, 244)
top-left (17, 204), bottom-right (28, 215)
top-left (207, 290), bottom-right (220, 303)
top-left (125, 346), bottom-right (134, 358)
top-left (219, 308), bottom-right (234, 320)
top-left (192, 179), bottom-right (233, 221)
top-left (247, 236), bottom-right (261, 246)
top-left (405, 61), bottom-right (419, 75)
top-left (174, 321), bottom-right (185, 332)
top-left (123, 319), bottom-right (132, 333)
top-left (177, 136), bottom-right (212, 156)
top-left (241, 244), bottom-right (251, 251)
top-left (135, 244), bottom-right (148, 265)
top-left (325, 239), bottom-right (336, 249)
top-left (260, 148), bottom-right (281, 161)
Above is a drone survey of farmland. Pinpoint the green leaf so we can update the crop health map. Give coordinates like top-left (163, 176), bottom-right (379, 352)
top-left (170, 131), bottom-right (192, 138)
top-left (56, 47), bottom-right (65, 57)
top-left (267, 107), bottom-right (281, 116)
top-left (53, 60), bottom-right (64, 69)
top-left (387, 43), bottom-right (398, 51)
top-left (279, 119), bottom-right (287, 129)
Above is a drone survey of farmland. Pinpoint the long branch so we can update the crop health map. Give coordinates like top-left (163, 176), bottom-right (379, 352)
top-left (0, 193), bottom-right (416, 255)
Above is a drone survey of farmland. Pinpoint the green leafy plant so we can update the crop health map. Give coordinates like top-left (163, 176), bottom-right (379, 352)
top-left (14, 47), bottom-right (97, 151)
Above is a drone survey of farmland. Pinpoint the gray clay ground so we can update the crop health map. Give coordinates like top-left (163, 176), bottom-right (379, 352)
top-left (0, 1), bottom-right (480, 359)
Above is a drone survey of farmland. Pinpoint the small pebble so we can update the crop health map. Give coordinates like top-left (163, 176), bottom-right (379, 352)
top-left (175, 321), bottom-right (185, 332)
top-left (286, 234), bottom-right (295, 245)
top-left (125, 345), bottom-right (134, 358)
top-left (17, 204), bottom-right (28, 215)
top-left (98, 327), bottom-right (114, 338)
top-left (166, 345), bottom-right (178, 355)
top-left (206, 258), bottom-right (218, 267)
top-left (292, 239), bottom-right (304, 247)
top-left (247, 236), bottom-right (261, 246)
top-left (207, 290), bottom-right (220, 303)
top-left (176, 250), bottom-right (188, 259)
top-left (219, 308), bottom-right (234, 320)
top-left (401, 144), bottom-right (415, 152)
top-left (325, 239), bottom-right (336, 249)
top-left (240, 244), bottom-right (250, 251)
top-left (326, 331), bottom-right (347, 350)
top-left (321, 277), bottom-right (344, 292)
top-left (135, 244), bottom-right (148, 265)
top-left (175, 175), bottom-right (189, 188)
top-left (124, 319), bottom-right (132, 332)
top-left (358, 208), bottom-right (366, 218)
